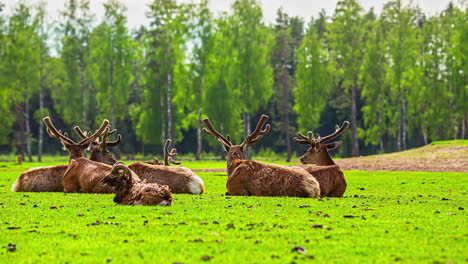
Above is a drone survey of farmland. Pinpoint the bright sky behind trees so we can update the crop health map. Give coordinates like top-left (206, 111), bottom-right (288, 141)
top-left (2, 0), bottom-right (457, 29)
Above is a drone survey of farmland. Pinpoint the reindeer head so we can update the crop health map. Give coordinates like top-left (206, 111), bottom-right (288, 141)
top-left (294, 121), bottom-right (349, 165)
top-left (74, 125), bottom-right (121, 165)
top-left (202, 115), bottom-right (271, 159)
top-left (43, 117), bottom-right (110, 162)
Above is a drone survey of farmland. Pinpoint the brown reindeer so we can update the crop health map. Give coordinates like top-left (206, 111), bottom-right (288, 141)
top-left (293, 121), bottom-right (350, 197)
top-left (203, 115), bottom-right (320, 197)
top-left (100, 162), bottom-right (173, 206)
top-left (61, 157), bottom-right (141, 193)
top-left (128, 139), bottom-right (205, 194)
top-left (11, 118), bottom-right (110, 192)
top-left (74, 125), bottom-right (121, 165)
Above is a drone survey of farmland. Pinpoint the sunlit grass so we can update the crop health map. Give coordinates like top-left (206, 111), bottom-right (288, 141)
top-left (0, 161), bottom-right (467, 263)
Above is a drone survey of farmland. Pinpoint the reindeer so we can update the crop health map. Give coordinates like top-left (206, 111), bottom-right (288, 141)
top-left (128, 139), bottom-right (205, 194)
top-left (74, 125), bottom-right (121, 165)
top-left (100, 162), bottom-right (173, 206)
top-left (293, 121), bottom-right (350, 197)
top-left (11, 118), bottom-right (110, 192)
top-left (202, 115), bottom-right (320, 197)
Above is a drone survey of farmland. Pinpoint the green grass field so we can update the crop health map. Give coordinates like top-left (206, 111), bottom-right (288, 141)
top-left (0, 161), bottom-right (467, 263)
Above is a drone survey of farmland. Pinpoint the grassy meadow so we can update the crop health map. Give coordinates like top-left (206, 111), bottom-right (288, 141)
top-left (0, 160), bottom-right (466, 263)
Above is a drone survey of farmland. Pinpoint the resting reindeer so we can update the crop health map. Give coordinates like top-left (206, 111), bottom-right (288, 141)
top-left (11, 117), bottom-right (110, 192)
top-left (128, 139), bottom-right (205, 194)
top-left (74, 125), bottom-right (121, 165)
top-left (203, 115), bottom-right (320, 197)
top-left (100, 163), bottom-right (173, 206)
top-left (294, 121), bottom-right (349, 197)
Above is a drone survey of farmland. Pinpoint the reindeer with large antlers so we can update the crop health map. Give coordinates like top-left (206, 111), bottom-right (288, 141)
top-left (12, 117), bottom-right (111, 192)
top-left (203, 115), bottom-right (320, 197)
top-left (293, 121), bottom-right (350, 197)
top-left (128, 139), bottom-right (205, 194)
top-left (74, 124), bottom-right (122, 165)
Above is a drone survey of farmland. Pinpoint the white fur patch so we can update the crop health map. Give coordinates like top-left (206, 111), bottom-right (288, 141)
top-left (11, 179), bottom-right (19, 192)
top-left (188, 176), bottom-right (205, 194)
top-left (157, 200), bottom-right (169, 206)
top-left (302, 176), bottom-right (320, 198)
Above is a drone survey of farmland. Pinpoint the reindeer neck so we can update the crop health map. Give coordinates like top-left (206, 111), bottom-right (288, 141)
top-left (226, 153), bottom-right (244, 176)
top-left (316, 150), bottom-right (335, 166)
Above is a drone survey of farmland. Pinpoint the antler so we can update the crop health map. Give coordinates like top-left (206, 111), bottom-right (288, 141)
top-left (43, 117), bottom-right (76, 145)
top-left (293, 121), bottom-right (350, 146)
top-left (293, 131), bottom-right (317, 145)
top-left (202, 118), bottom-right (232, 147)
top-left (317, 121), bottom-right (350, 143)
top-left (163, 139), bottom-right (181, 166)
top-left (240, 115), bottom-right (271, 148)
top-left (76, 120), bottom-right (110, 146)
top-left (101, 128), bottom-right (122, 149)
top-left (75, 124), bottom-right (121, 149)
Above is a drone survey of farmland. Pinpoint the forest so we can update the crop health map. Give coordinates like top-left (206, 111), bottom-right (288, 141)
top-left (0, 0), bottom-right (466, 161)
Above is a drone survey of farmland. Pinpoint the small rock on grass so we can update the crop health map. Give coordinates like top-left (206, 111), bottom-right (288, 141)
top-left (201, 255), bottom-right (212, 261)
top-left (8, 243), bottom-right (16, 252)
top-left (291, 246), bottom-right (307, 255)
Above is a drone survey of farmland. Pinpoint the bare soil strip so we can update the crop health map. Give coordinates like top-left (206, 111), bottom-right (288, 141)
top-left (193, 145), bottom-right (468, 173)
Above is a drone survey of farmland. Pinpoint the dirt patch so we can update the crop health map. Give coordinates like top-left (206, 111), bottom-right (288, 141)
top-left (191, 145), bottom-right (468, 173)
top-left (335, 145), bottom-right (468, 173)
top-left (192, 168), bottom-right (226, 172)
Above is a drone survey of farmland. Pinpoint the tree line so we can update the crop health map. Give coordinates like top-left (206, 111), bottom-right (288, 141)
top-left (0, 0), bottom-right (466, 161)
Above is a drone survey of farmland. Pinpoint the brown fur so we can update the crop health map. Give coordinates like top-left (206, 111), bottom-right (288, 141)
top-left (295, 164), bottom-right (346, 197)
top-left (100, 163), bottom-right (172, 206)
top-left (62, 158), bottom-right (139, 193)
top-left (295, 121), bottom-right (349, 197)
top-left (12, 118), bottom-right (113, 193)
top-left (11, 165), bottom-right (68, 192)
top-left (226, 146), bottom-right (320, 197)
top-left (128, 163), bottom-right (205, 194)
top-left (12, 146), bottom-right (119, 193)
top-left (202, 115), bottom-right (320, 198)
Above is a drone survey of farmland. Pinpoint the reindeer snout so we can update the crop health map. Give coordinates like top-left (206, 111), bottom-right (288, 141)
top-left (299, 156), bottom-right (307, 164)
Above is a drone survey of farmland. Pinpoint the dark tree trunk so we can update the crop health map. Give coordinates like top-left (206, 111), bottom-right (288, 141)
top-left (24, 89), bottom-right (33, 162)
top-left (17, 105), bottom-right (25, 159)
top-left (402, 98), bottom-right (407, 150)
top-left (196, 77), bottom-right (204, 160)
top-left (196, 106), bottom-right (202, 160)
top-left (167, 72), bottom-right (174, 149)
top-left (281, 33), bottom-right (291, 162)
top-left (38, 44), bottom-right (45, 162)
top-left (350, 82), bottom-right (359, 157)
top-left (397, 95), bottom-right (402, 151)
top-left (79, 55), bottom-right (87, 128)
top-left (243, 112), bottom-right (251, 159)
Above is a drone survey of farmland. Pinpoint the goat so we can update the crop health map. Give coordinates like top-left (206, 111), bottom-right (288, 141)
top-left (128, 139), bottom-right (205, 194)
top-left (100, 163), bottom-right (172, 206)
top-left (11, 117), bottom-right (110, 192)
top-left (202, 115), bottom-right (320, 197)
top-left (293, 121), bottom-right (350, 197)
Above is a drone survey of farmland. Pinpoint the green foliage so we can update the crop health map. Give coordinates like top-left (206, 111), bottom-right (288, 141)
top-left (0, 0), bottom-right (466, 157)
top-left (88, 0), bottom-right (136, 126)
top-left (230, 0), bottom-right (274, 115)
top-left (359, 16), bottom-right (389, 147)
top-left (294, 24), bottom-right (330, 132)
top-left (203, 16), bottom-right (243, 146)
top-left (53, 0), bottom-right (94, 127)
top-left (0, 163), bottom-right (466, 263)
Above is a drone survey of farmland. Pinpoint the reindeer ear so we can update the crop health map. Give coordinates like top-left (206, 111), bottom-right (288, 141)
top-left (326, 141), bottom-right (342, 150)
